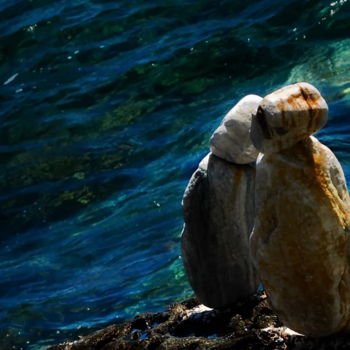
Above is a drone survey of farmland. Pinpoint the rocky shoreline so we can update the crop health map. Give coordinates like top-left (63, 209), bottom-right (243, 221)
top-left (47, 292), bottom-right (350, 349)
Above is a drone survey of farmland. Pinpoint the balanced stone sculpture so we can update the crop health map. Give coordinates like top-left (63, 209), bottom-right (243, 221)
top-left (250, 82), bottom-right (350, 336)
top-left (210, 96), bottom-right (260, 163)
top-left (181, 95), bottom-right (261, 308)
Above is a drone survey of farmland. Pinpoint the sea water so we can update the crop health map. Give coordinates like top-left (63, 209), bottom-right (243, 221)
top-left (1, 0), bottom-right (350, 348)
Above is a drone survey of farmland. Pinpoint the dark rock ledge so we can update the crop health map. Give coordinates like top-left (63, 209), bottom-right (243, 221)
top-left (48, 292), bottom-right (350, 350)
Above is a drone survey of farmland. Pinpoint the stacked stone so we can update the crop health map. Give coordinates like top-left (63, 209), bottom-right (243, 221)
top-left (181, 95), bottom-right (261, 308)
top-left (181, 82), bottom-right (350, 337)
top-left (250, 82), bottom-right (350, 336)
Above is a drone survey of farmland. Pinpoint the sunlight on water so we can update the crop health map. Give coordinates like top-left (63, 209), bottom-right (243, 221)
top-left (1, 0), bottom-right (350, 348)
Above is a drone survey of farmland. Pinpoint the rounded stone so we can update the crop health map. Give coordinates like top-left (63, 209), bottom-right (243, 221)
top-left (250, 82), bottom-right (328, 153)
top-left (181, 153), bottom-right (257, 308)
top-left (250, 136), bottom-right (350, 336)
top-left (210, 95), bottom-right (262, 164)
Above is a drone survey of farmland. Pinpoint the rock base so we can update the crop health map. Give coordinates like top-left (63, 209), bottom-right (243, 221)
top-left (48, 292), bottom-right (350, 349)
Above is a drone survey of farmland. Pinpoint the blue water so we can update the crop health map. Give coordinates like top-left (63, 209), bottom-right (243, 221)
top-left (1, 0), bottom-right (350, 348)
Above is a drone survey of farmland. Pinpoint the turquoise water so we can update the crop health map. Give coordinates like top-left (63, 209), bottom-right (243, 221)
top-left (1, 0), bottom-right (350, 348)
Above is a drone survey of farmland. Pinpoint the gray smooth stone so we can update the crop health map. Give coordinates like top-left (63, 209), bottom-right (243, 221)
top-left (210, 95), bottom-right (261, 164)
top-left (181, 153), bottom-right (257, 308)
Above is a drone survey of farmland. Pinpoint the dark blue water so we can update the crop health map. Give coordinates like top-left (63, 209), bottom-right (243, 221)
top-left (1, 0), bottom-right (350, 348)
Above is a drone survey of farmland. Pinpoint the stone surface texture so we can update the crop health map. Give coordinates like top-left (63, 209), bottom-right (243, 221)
top-left (181, 152), bottom-right (257, 308)
top-left (48, 293), bottom-right (350, 350)
top-left (250, 135), bottom-right (350, 337)
top-left (250, 82), bottom-right (328, 154)
top-left (46, 293), bottom-right (287, 350)
top-left (210, 94), bottom-right (262, 164)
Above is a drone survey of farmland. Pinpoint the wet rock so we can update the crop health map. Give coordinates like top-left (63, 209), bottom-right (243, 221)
top-left (48, 292), bottom-right (350, 349)
top-left (250, 82), bottom-right (328, 154)
top-left (47, 292), bottom-right (285, 350)
top-left (181, 152), bottom-right (257, 308)
top-left (250, 83), bottom-right (350, 336)
top-left (210, 94), bottom-right (261, 164)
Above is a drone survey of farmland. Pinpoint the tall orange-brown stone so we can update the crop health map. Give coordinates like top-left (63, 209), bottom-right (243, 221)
top-left (250, 83), bottom-right (350, 336)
